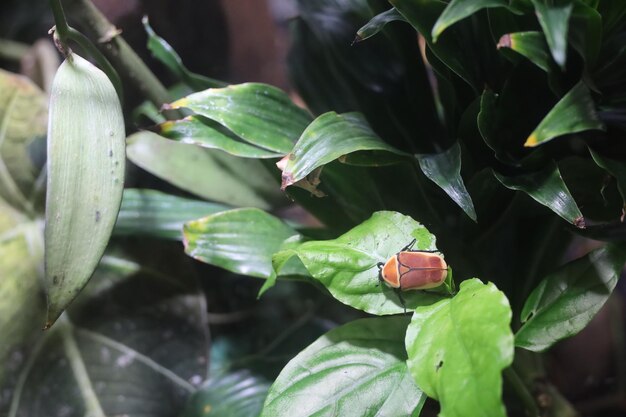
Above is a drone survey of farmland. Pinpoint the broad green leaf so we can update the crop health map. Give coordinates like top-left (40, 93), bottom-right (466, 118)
top-left (127, 131), bottom-right (282, 209)
top-left (180, 371), bottom-right (269, 417)
top-left (273, 211), bottom-right (452, 315)
top-left (168, 83), bottom-right (312, 153)
top-left (516, 244), bottom-right (626, 351)
top-left (114, 189), bottom-right (229, 240)
top-left (0, 69), bottom-right (47, 214)
top-left (183, 208), bottom-right (299, 283)
top-left (390, 0), bottom-right (478, 88)
top-left (531, 0), bottom-right (574, 69)
top-left (6, 256), bottom-right (209, 417)
top-left (497, 31), bottom-right (552, 72)
top-left (494, 163), bottom-right (584, 226)
top-left (569, 2), bottom-right (601, 67)
top-left (524, 81), bottom-right (604, 147)
top-left (159, 116), bottom-right (283, 158)
top-left (142, 17), bottom-right (225, 90)
top-left (355, 8), bottom-right (407, 42)
top-left (405, 279), bottom-right (513, 417)
top-left (0, 196), bottom-right (45, 390)
top-left (261, 317), bottom-right (425, 417)
top-left (589, 149), bottom-right (626, 208)
top-left (416, 143), bottom-right (477, 221)
top-left (432, 0), bottom-right (508, 42)
top-left (279, 112), bottom-right (409, 190)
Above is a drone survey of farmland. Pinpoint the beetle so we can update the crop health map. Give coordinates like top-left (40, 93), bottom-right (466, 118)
top-left (377, 239), bottom-right (448, 311)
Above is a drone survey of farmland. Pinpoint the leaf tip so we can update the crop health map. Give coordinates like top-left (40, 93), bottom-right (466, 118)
top-left (524, 133), bottom-right (538, 147)
top-left (574, 216), bottom-right (586, 229)
top-left (496, 34), bottom-right (512, 49)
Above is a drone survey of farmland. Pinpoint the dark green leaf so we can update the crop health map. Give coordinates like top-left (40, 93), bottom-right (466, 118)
top-left (569, 2), bottom-right (602, 67)
top-left (168, 83), bottom-right (312, 153)
top-left (497, 31), bottom-right (552, 72)
top-left (405, 279), bottom-right (513, 417)
top-left (355, 8), bottom-right (407, 42)
top-left (181, 371), bottom-right (269, 417)
top-left (159, 116), bottom-right (283, 158)
top-left (6, 258), bottom-right (209, 417)
top-left (142, 17), bottom-right (225, 90)
top-left (494, 163), bottom-right (584, 226)
top-left (114, 189), bottom-right (229, 240)
top-left (0, 69), bottom-right (47, 214)
top-left (261, 317), bottom-right (425, 417)
top-left (183, 208), bottom-right (299, 282)
top-left (274, 211), bottom-right (452, 315)
top-left (416, 143), bottom-right (477, 221)
top-left (589, 148), bottom-right (626, 208)
top-left (126, 131), bottom-right (282, 209)
top-left (531, 0), bottom-right (574, 69)
top-left (516, 244), bottom-right (626, 351)
top-left (279, 112), bottom-right (409, 190)
top-left (432, 0), bottom-right (508, 42)
top-left (524, 81), bottom-right (604, 147)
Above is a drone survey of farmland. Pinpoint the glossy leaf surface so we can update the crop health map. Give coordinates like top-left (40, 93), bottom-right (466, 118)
top-left (355, 8), bottom-right (407, 42)
top-left (516, 244), bottom-right (626, 351)
top-left (531, 0), bottom-right (574, 69)
top-left (416, 143), bottom-right (477, 221)
top-left (114, 189), bottom-right (229, 240)
top-left (261, 317), bottom-right (425, 417)
top-left (273, 211), bottom-right (452, 315)
top-left (524, 81), bottom-right (604, 147)
top-left (405, 279), bottom-right (513, 417)
top-left (432, 0), bottom-right (507, 42)
top-left (497, 31), bottom-right (552, 72)
top-left (168, 83), bottom-right (312, 153)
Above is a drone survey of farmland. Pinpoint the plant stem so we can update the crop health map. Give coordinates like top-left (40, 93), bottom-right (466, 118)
top-left (62, 0), bottom-right (172, 107)
top-left (504, 367), bottom-right (540, 417)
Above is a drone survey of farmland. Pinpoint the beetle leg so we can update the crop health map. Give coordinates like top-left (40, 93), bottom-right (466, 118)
top-left (394, 288), bottom-right (407, 314)
top-left (376, 262), bottom-right (385, 285)
top-left (401, 239), bottom-right (417, 252)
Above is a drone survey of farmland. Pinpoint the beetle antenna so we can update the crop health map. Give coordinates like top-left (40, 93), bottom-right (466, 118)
top-left (401, 239), bottom-right (416, 252)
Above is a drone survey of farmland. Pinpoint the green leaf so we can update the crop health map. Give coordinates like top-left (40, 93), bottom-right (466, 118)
top-left (6, 257), bottom-right (209, 416)
top-left (274, 211), bottom-right (452, 315)
top-left (405, 279), bottom-right (513, 417)
top-left (589, 148), bottom-right (626, 208)
top-left (180, 371), bottom-right (269, 417)
top-left (524, 81), bottom-right (604, 147)
top-left (142, 17), bottom-right (225, 90)
top-left (114, 189), bottom-right (229, 240)
top-left (0, 69), bottom-right (47, 214)
top-left (0, 196), bottom-right (45, 389)
top-left (432, 0), bottom-right (508, 42)
top-left (261, 317), bottom-right (425, 417)
top-left (168, 83), bottom-right (313, 153)
top-left (569, 2), bottom-right (602, 67)
top-left (516, 244), bottom-right (626, 351)
top-left (355, 8), bottom-right (407, 42)
top-left (497, 31), bottom-right (552, 72)
top-left (159, 116), bottom-right (283, 158)
top-left (531, 0), bottom-right (574, 69)
top-left (279, 112), bottom-right (409, 190)
top-left (183, 208), bottom-right (299, 283)
top-left (416, 143), bottom-right (477, 221)
top-left (494, 163), bottom-right (584, 226)
top-left (126, 131), bottom-right (282, 209)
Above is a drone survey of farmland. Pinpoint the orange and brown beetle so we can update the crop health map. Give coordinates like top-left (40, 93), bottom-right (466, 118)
top-left (377, 239), bottom-right (448, 309)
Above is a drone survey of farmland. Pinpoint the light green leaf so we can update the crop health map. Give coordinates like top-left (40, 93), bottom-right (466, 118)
top-left (497, 31), bottom-right (552, 72)
top-left (405, 279), bottom-right (513, 417)
top-left (0, 69), bottom-right (47, 214)
top-left (183, 208), bottom-right (299, 282)
top-left (355, 8), bottom-right (407, 42)
top-left (494, 163), bottom-right (584, 226)
top-left (114, 189), bottom-right (229, 240)
top-left (432, 0), bottom-right (508, 42)
top-left (279, 112), bottom-right (409, 190)
top-left (274, 211), bottom-right (452, 315)
top-left (531, 0), bottom-right (574, 69)
top-left (516, 244), bottom-right (626, 351)
top-left (416, 143), bottom-right (477, 221)
top-left (126, 131), bottom-right (282, 209)
top-left (261, 317), bottom-right (425, 417)
top-left (159, 116), bottom-right (283, 158)
top-left (168, 83), bottom-right (312, 153)
top-left (524, 81), bottom-right (604, 147)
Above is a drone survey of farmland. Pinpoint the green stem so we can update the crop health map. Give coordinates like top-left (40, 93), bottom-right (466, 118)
top-left (504, 367), bottom-right (540, 417)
